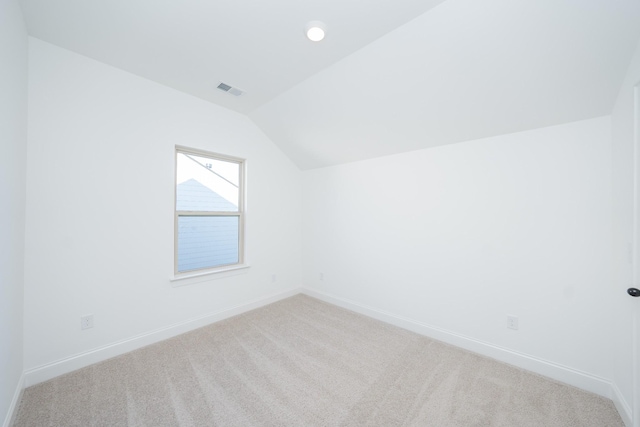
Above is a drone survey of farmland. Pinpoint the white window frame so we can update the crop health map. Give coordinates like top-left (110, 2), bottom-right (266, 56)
top-left (174, 145), bottom-right (246, 278)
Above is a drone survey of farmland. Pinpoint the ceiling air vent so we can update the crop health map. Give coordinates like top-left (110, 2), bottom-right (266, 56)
top-left (216, 82), bottom-right (244, 97)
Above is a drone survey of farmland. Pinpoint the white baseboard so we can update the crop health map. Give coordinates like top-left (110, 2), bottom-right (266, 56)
top-left (301, 287), bottom-right (614, 399)
top-left (611, 382), bottom-right (633, 427)
top-left (14, 286), bottom-right (635, 425)
top-left (2, 372), bottom-right (24, 427)
top-left (24, 287), bottom-right (300, 387)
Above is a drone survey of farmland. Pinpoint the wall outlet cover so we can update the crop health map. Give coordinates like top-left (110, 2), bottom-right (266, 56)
top-left (507, 315), bottom-right (519, 330)
top-left (81, 314), bottom-right (94, 330)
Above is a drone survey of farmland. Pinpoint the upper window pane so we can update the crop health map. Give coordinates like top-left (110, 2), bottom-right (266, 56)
top-left (176, 152), bottom-right (239, 212)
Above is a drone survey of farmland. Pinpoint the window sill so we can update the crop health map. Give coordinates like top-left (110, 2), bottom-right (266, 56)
top-left (170, 264), bottom-right (250, 287)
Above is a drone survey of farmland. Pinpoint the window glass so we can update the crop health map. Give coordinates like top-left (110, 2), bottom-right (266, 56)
top-left (176, 153), bottom-right (239, 212)
top-left (177, 216), bottom-right (239, 272)
top-left (175, 147), bottom-right (244, 274)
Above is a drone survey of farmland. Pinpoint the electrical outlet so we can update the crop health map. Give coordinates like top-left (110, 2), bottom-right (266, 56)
top-left (271, 274), bottom-right (277, 283)
top-left (319, 272), bottom-right (324, 281)
top-left (507, 315), bottom-right (518, 330)
top-left (81, 314), bottom-right (94, 330)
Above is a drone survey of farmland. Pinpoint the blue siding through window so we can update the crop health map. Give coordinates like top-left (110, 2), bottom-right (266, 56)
top-left (176, 179), bottom-right (239, 271)
top-left (176, 178), bottom-right (237, 212)
top-left (177, 216), bottom-right (239, 271)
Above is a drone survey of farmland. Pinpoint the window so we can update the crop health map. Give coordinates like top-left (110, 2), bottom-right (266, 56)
top-left (175, 146), bottom-right (245, 275)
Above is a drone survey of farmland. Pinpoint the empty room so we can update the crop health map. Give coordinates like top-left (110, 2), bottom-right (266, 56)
top-left (2, 0), bottom-right (640, 425)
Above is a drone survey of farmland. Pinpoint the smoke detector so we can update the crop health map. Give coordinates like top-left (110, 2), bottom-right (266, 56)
top-left (216, 82), bottom-right (244, 97)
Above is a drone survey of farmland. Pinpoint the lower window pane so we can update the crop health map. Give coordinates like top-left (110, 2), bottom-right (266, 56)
top-left (177, 216), bottom-right (239, 272)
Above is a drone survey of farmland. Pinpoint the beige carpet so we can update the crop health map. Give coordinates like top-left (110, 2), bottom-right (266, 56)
top-left (14, 294), bottom-right (623, 426)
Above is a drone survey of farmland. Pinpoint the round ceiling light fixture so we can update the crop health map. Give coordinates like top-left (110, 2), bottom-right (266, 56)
top-left (305, 21), bottom-right (326, 42)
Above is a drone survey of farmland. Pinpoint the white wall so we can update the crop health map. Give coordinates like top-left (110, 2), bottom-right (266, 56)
top-left (0, 0), bottom-right (27, 424)
top-left (611, 37), bottom-right (640, 422)
top-left (24, 38), bottom-right (302, 381)
top-left (303, 117), bottom-right (614, 393)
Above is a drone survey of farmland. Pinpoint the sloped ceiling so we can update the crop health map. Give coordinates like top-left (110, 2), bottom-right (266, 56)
top-left (250, 0), bottom-right (640, 169)
top-left (20, 0), bottom-right (640, 170)
top-left (19, 0), bottom-right (446, 114)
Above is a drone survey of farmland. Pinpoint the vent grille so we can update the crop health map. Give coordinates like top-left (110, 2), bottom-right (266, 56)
top-left (216, 82), bottom-right (244, 97)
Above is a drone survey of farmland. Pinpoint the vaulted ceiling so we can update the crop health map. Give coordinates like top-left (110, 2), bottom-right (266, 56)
top-left (20, 0), bottom-right (640, 169)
